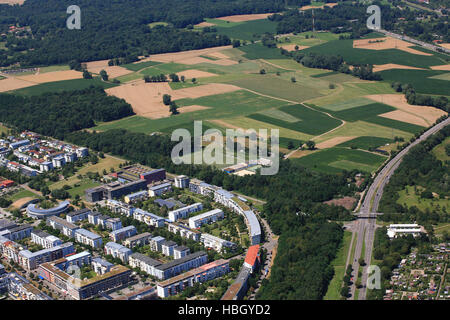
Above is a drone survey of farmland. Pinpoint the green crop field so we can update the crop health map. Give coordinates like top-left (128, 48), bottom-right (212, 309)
top-left (212, 19), bottom-right (278, 41)
top-left (377, 69), bottom-right (450, 96)
top-left (226, 74), bottom-right (323, 102)
top-left (12, 78), bottom-right (118, 95)
top-left (319, 98), bottom-right (376, 111)
top-left (337, 136), bottom-right (394, 150)
top-left (302, 39), bottom-right (445, 68)
top-left (331, 103), bottom-right (395, 122)
top-left (293, 147), bottom-right (387, 174)
top-left (248, 104), bottom-right (342, 135)
top-left (38, 65), bottom-right (70, 73)
top-left (238, 44), bottom-right (290, 60)
top-left (364, 116), bottom-right (424, 134)
top-left (95, 90), bottom-right (290, 134)
top-left (122, 61), bottom-right (162, 72)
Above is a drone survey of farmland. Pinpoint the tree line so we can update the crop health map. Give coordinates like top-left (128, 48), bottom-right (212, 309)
top-left (0, 87), bottom-right (134, 140)
top-left (379, 124), bottom-right (450, 226)
top-left (0, 0), bottom-right (283, 67)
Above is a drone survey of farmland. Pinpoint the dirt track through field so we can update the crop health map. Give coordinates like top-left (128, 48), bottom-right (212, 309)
top-left (372, 63), bottom-right (425, 72)
top-left (216, 13), bottom-right (273, 22)
top-left (16, 70), bottom-right (83, 83)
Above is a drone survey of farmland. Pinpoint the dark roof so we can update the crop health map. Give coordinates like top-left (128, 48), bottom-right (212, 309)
top-left (161, 240), bottom-right (177, 247)
top-left (67, 208), bottom-right (91, 217)
top-left (155, 251), bottom-right (207, 271)
top-left (8, 224), bottom-right (33, 233)
top-left (174, 245), bottom-right (189, 252)
top-left (130, 253), bottom-right (161, 266)
top-left (31, 229), bottom-right (51, 238)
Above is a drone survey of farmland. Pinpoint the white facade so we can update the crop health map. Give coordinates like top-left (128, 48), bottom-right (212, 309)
top-left (188, 209), bottom-right (224, 229)
top-left (168, 203), bottom-right (203, 222)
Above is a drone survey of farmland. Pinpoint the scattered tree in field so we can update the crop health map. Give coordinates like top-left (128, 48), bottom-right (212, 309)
top-left (191, 78), bottom-right (197, 84)
top-left (306, 140), bottom-right (315, 150)
top-left (260, 69), bottom-right (266, 75)
top-left (169, 102), bottom-right (179, 115)
top-left (232, 40), bottom-right (241, 48)
top-left (163, 94), bottom-right (172, 106)
top-left (291, 76), bottom-right (296, 83)
top-left (329, 83), bottom-right (335, 89)
top-left (180, 75), bottom-right (185, 83)
top-left (82, 70), bottom-right (92, 79)
top-left (287, 141), bottom-right (294, 150)
top-left (169, 73), bottom-right (180, 82)
top-left (100, 69), bottom-right (109, 81)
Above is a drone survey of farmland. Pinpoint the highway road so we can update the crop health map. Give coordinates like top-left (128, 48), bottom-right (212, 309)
top-left (349, 117), bottom-right (450, 300)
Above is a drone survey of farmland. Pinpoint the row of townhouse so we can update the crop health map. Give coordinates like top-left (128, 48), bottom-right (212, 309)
top-left (104, 242), bottom-right (132, 263)
top-left (0, 224), bottom-right (33, 241)
top-left (157, 259), bottom-right (230, 298)
top-left (18, 242), bottom-right (75, 270)
top-left (87, 211), bottom-right (122, 231)
top-left (30, 230), bottom-right (63, 249)
top-left (129, 250), bottom-right (208, 280)
top-left (188, 208), bottom-right (224, 229)
top-left (133, 208), bottom-right (165, 228)
top-left (109, 225), bottom-right (136, 242)
top-left (46, 216), bottom-right (103, 248)
top-left (168, 202), bottom-right (203, 222)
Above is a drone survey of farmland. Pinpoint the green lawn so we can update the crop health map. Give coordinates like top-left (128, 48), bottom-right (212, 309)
top-left (397, 185), bottom-right (449, 212)
top-left (324, 231), bottom-right (353, 300)
top-left (38, 65), bottom-right (70, 73)
top-left (293, 148), bottom-right (387, 174)
top-left (226, 74), bottom-right (323, 102)
top-left (432, 136), bottom-right (450, 162)
top-left (6, 189), bottom-right (37, 202)
top-left (337, 136), bottom-right (394, 150)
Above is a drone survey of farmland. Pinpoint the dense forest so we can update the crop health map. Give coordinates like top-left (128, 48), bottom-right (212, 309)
top-left (270, 1), bottom-right (449, 42)
top-left (379, 125), bottom-right (450, 226)
top-left (0, 88), bottom-right (134, 139)
top-left (0, 0), bottom-right (283, 66)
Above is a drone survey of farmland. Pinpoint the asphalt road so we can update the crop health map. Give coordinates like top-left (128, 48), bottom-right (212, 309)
top-left (349, 118), bottom-right (450, 300)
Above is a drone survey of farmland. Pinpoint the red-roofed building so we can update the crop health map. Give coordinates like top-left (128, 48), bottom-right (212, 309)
top-left (244, 244), bottom-right (260, 272)
top-left (0, 180), bottom-right (14, 188)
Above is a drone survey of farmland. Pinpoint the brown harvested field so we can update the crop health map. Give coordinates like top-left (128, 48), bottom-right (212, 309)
top-left (179, 57), bottom-right (213, 65)
top-left (106, 81), bottom-right (173, 119)
top-left (324, 196), bottom-right (356, 210)
top-left (83, 60), bottom-right (132, 78)
top-left (11, 197), bottom-right (35, 209)
top-left (430, 64), bottom-right (450, 71)
top-left (366, 94), bottom-right (447, 125)
top-left (353, 37), bottom-right (433, 56)
top-left (90, 66), bottom-right (132, 78)
top-left (206, 52), bottom-right (229, 59)
top-left (179, 105), bottom-right (210, 113)
top-left (438, 43), bottom-right (450, 50)
top-left (0, 77), bottom-right (36, 92)
top-left (300, 3), bottom-right (338, 10)
top-left (137, 46), bottom-right (232, 64)
top-left (106, 81), bottom-right (240, 119)
top-left (278, 44), bottom-right (309, 51)
top-left (195, 21), bottom-right (217, 27)
top-left (379, 110), bottom-right (427, 127)
top-left (16, 70), bottom-right (83, 83)
top-left (216, 13), bottom-right (273, 22)
top-left (208, 59), bottom-right (238, 66)
top-left (0, 0), bottom-right (24, 4)
top-left (373, 63), bottom-right (425, 73)
top-left (177, 69), bottom-right (217, 80)
top-left (316, 136), bottom-right (357, 149)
